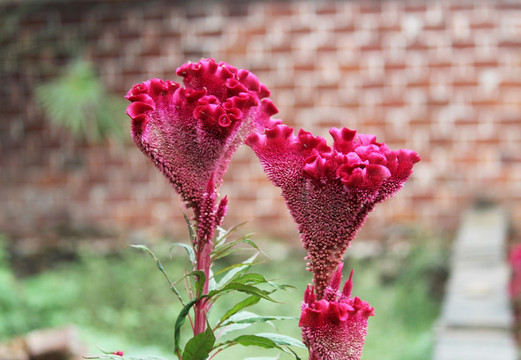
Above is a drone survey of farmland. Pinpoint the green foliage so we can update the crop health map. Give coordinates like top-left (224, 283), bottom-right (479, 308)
top-left (0, 233), bottom-right (446, 360)
top-left (182, 326), bottom-right (215, 360)
top-left (131, 222), bottom-right (302, 360)
top-left (353, 236), bottom-right (448, 360)
top-left (35, 60), bottom-right (127, 143)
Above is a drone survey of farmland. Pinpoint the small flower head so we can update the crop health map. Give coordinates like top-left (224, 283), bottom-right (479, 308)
top-left (247, 124), bottom-right (419, 297)
top-left (300, 264), bottom-right (374, 360)
top-left (112, 350), bottom-right (124, 356)
top-left (126, 58), bottom-right (280, 209)
top-left (509, 243), bottom-right (521, 297)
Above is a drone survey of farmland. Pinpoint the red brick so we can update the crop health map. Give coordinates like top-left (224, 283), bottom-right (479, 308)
top-left (407, 41), bottom-right (430, 51)
top-left (470, 21), bottom-right (495, 30)
top-left (359, 3), bottom-right (382, 14)
top-left (452, 79), bottom-right (479, 87)
top-left (499, 40), bottom-right (521, 49)
top-left (385, 61), bottom-right (407, 72)
top-left (315, 3), bottom-right (338, 16)
top-left (424, 23), bottom-right (446, 31)
top-left (339, 63), bottom-right (361, 73)
top-left (266, 3), bottom-right (294, 17)
top-left (333, 24), bottom-right (356, 33)
top-left (360, 43), bottom-right (383, 52)
top-left (452, 40), bottom-right (475, 49)
top-left (473, 59), bottom-right (499, 68)
top-left (405, 4), bottom-right (427, 12)
top-left (449, 3), bottom-right (475, 11)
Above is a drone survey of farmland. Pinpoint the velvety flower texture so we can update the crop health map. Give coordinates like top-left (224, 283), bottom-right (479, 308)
top-left (300, 263), bottom-right (374, 360)
top-left (126, 58), bottom-right (280, 210)
top-left (247, 124), bottom-right (420, 298)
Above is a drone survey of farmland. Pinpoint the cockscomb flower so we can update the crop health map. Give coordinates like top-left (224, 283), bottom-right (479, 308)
top-left (509, 243), bottom-right (521, 297)
top-left (300, 263), bottom-right (374, 360)
top-left (126, 58), bottom-right (280, 211)
top-left (247, 124), bottom-right (420, 298)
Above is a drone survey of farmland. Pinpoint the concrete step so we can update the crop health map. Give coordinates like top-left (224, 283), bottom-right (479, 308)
top-left (433, 206), bottom-right (518, 360)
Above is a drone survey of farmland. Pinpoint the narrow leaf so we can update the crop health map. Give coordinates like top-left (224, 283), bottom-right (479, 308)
top-left (209, 283), bottom-right (278, 303)
top-left (225, 315), bottom-right (297, 325)
top-left (215, 253), bottom-right (258, 289)
top-left (234, 273), bottom-right (296, 290)
top-left (214, 221), bottom-right (249, 246)
top-left (230, 335), bottom-right (279, 349)
top-left (189, 270), bottom-right (206, 297)
top-left (255, 333), bottom-right (306, 349)
top-left (215, 322), bottom-right (252, 339)
top-left (170, 242), bottom-right (195, 265)
top-left (174, 299), bottom-right (198, 352)
top-left (217, 295), bottom-right (261, 327)
top-left (211, 236), bottom-right (267, 262)
top-left (131, 245), bottom-right (184, 304)
top-left (182, 212), bottom-right (197, 243)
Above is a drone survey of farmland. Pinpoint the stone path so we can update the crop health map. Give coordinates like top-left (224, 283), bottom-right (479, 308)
top-left (433, 206), bottom-right (518, 360)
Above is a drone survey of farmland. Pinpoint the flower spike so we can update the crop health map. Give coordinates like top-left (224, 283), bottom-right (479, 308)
top-left (300, 265), bottom-right (374, 360)
top-left (126, 58), bottom-right (280, 210)
top-left (247, 124), bottom-right (419, 298)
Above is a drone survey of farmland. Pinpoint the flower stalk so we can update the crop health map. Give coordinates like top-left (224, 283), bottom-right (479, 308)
top-left (125, 58), bottom-right (280, 338)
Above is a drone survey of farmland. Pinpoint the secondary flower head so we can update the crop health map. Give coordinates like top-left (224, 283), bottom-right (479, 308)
top-left (247, 124), bottom-right (420, 298)
top-left (126, 58), bottom-right (280, 210)
top-left (509, 243), bottom-right (521, 297)
top-left (300, 263), bottom-right (374, 360)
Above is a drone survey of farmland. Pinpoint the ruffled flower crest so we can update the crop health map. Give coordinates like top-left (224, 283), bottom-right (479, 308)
top-left (300, 263), bottom-right (374, 360)
top-left (247, 124), bottom-right (420, 298)
top-left (126, 58), bottom-right (280, 210)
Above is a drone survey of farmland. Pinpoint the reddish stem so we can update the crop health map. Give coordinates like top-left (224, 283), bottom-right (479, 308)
top-left (194, 239), bottom-right (211, 335)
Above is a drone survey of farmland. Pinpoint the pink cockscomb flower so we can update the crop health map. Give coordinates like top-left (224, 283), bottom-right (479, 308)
top-left (126, 58), bottom-right (280, 211)
top-left (509, 243), bottom-right (521, 298)
top-left (247, 124), bottom-right (420, 298)
top-left (300, 263), bottom-right (374, 360)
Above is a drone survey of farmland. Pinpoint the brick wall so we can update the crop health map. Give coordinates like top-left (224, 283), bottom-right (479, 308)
top-left (2, 0), bottom-right (521, 248)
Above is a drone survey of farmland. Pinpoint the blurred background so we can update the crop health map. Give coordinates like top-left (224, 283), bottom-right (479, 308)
top-left (1, 0), bottom-right (520, 359)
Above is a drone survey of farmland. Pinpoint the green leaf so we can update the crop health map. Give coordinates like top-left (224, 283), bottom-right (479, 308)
top-left (216, 333), bottom-right (304, 360)
top-left (182, 213), bottom-right (197, 243)
top-left (208, 267), bottom-right (217, 292)
top-left (229, 335), bottom-right (280, 349)
top-left (174, 299), bottom-right (198, 352)
top-left (208, 282), bottom-right (278, 303)
top-left (255, 333), bottom-right (306, 348)
top-left (215, 253), bottom-right (258, 289)
top-left (215, 322), bottom-right (252, 339)
top-left (131, 245), bottom-right (184, 304)
top-left (217, 295), bottom-right (261, 327)
top-left (224, 315), bottom-right (297, 325)
top-left (170, 242), bottom-right (195, 265)
top-left (189, 270), bottom-right (206, 297)
top-left (182, 325), bottom-right (215, 360)
top-left (211, 235), bottom-right (263, 261)
top-left (233, 273), bottom-right (296, 291)
top-left (212, 261), bottom-right (257, 282)
top-left (214, 221), bottom-right (249, 247)
top-left (232, 273), bottom-right (268, 286)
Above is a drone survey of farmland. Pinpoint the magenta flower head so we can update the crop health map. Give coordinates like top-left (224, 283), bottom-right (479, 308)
top-left (247, 124), bottom-right (420, 298)
top-left (300, 263), bottom-right (374, 360)
top-left (125, 58), bottom-right (280, 210)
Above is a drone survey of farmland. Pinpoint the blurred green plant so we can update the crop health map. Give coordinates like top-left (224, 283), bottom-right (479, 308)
top-left (35, 60), bottom-right (126, 143)
top-left (0, 233), bottom-right (446, 360)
